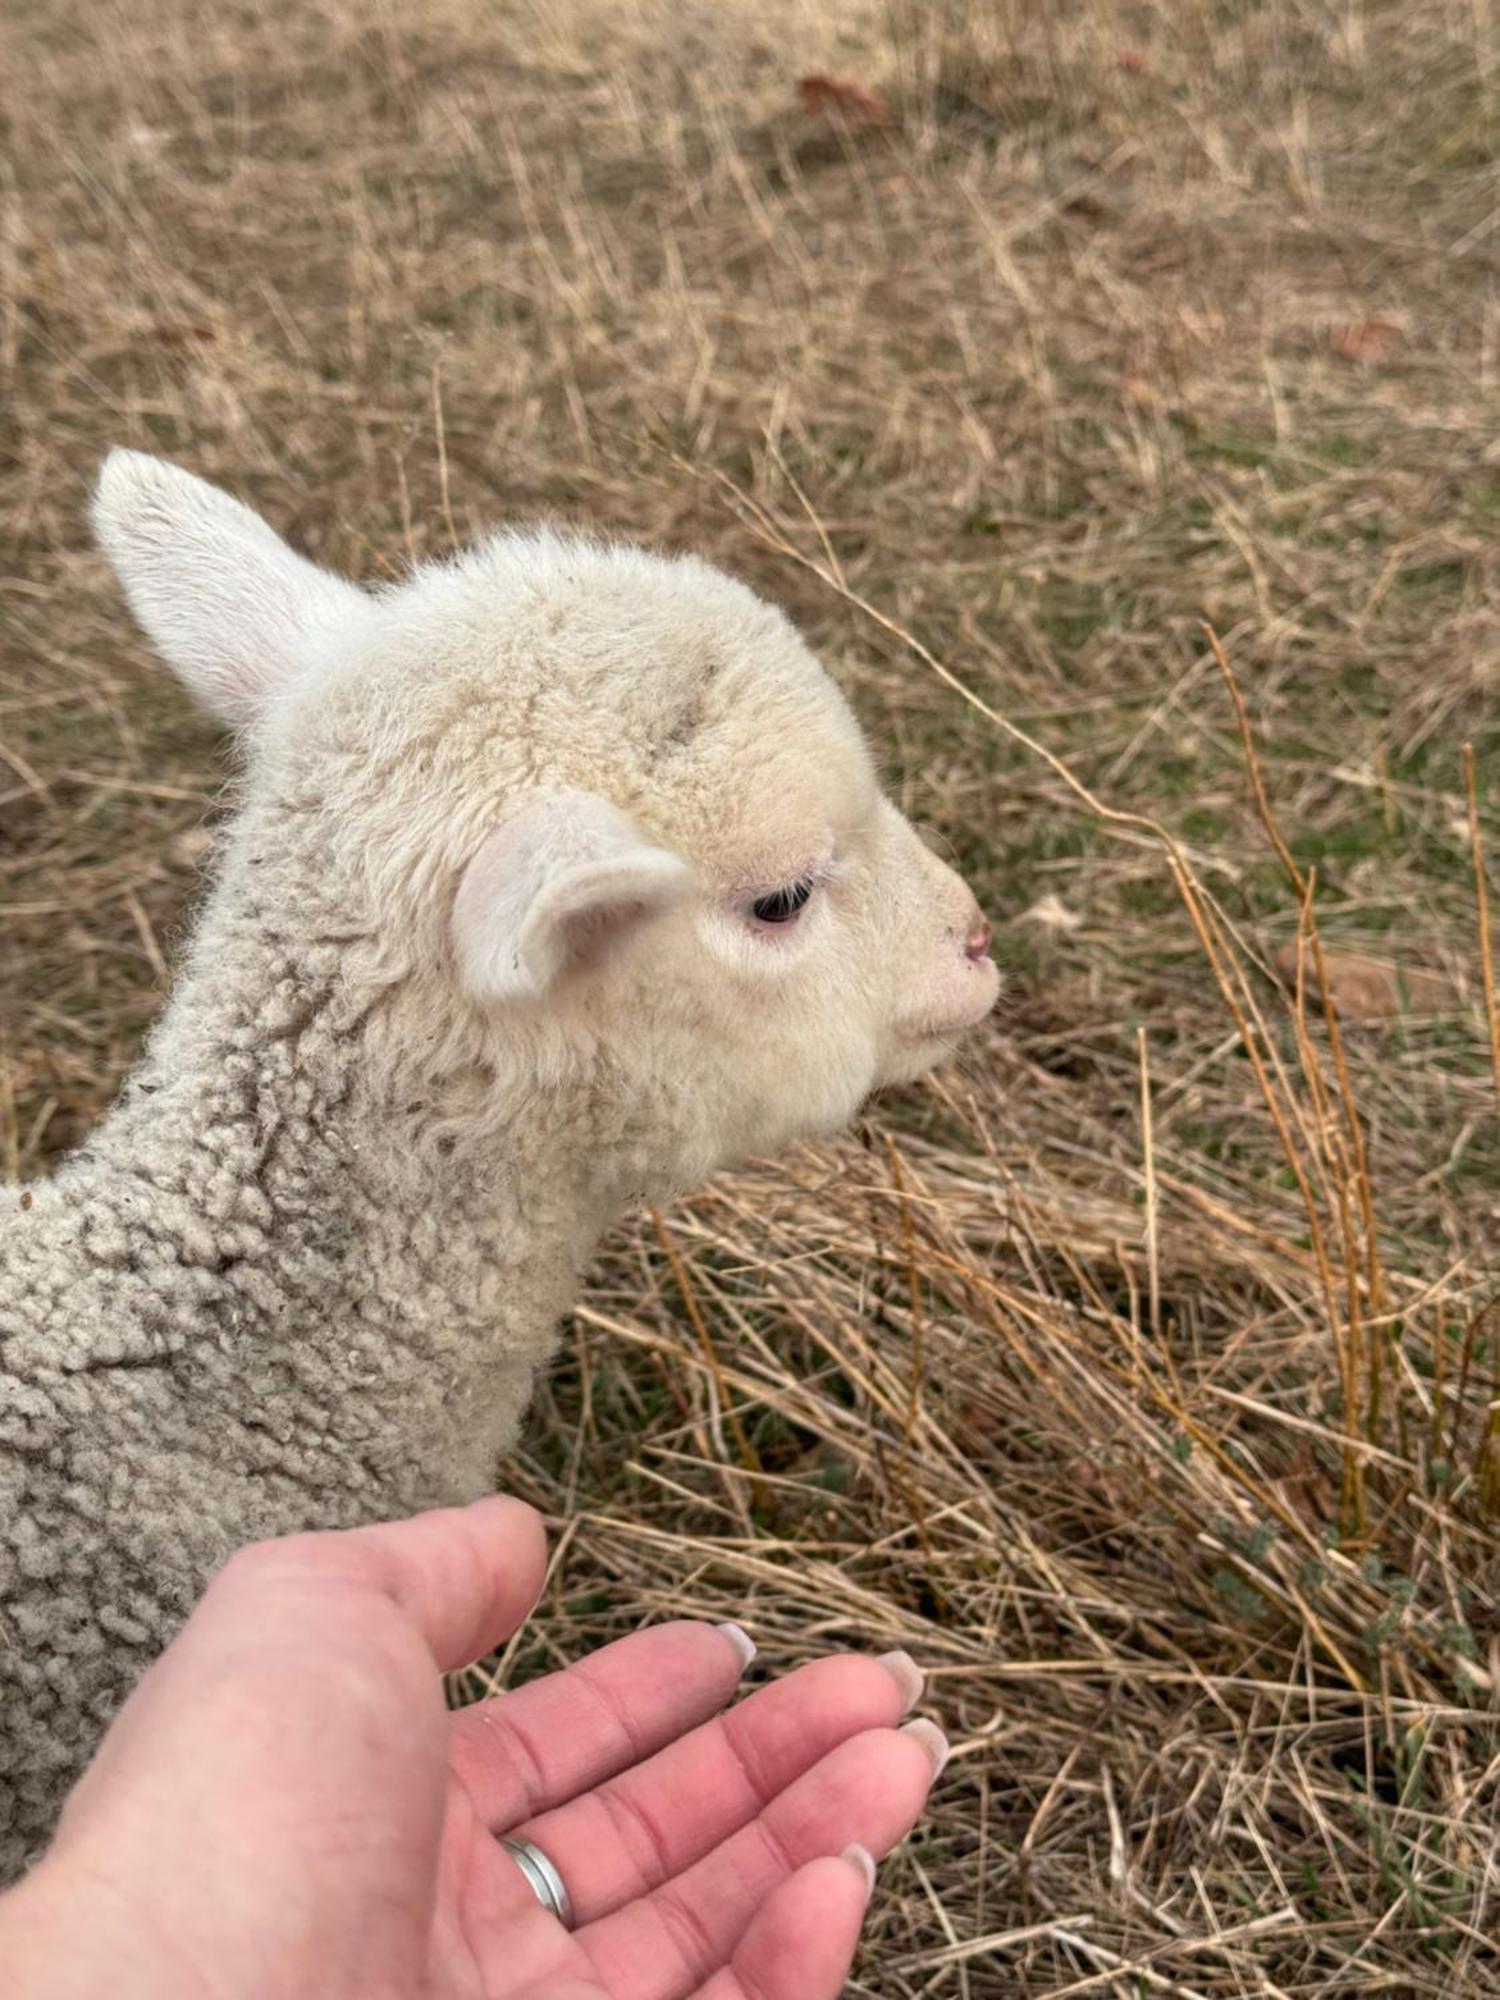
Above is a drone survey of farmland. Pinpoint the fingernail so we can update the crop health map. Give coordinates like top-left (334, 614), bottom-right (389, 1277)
top-left (841, 1842), bottom-right (877, 1905)
top-left (715, 1622), bottom-right (757, 1671)
top-left (875, 1648), bottom-right (924, 1715)
top-left (901, 1717), bottom-right (950, 1776)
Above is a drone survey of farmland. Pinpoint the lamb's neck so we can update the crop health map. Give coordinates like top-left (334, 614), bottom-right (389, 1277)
top-left (53, 917), bottom-right (614, 1453)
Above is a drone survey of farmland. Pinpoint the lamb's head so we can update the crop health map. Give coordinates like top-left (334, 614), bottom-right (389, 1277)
top-left (94, 451), bottom-right (997, 1196)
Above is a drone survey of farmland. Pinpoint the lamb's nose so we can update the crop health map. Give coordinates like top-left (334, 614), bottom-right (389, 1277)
top-left (965, 917), bottom-right (992, 963)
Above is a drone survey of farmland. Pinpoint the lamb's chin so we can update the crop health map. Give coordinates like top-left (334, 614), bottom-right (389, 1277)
top-left (874, 1035), bottom-right (960, 1091)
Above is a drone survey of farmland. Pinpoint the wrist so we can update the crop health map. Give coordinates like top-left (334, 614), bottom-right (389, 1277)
top-left (0, 1868), bottom-right (72, 1996)
top-left (0, 1859), bottom-right (162, 2000)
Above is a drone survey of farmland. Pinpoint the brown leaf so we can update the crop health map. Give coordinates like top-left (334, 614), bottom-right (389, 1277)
top-left (1331, 318), bottom-right (1401, 365)
top-left (1274, 1442), bottom-right (1337, 1533)
top-left (151, 321), bottom-right (217, 348)
top-left (1271, 943), bottom-right (1457, 1021)
top-left (796, 73), bottom-right (894, 130)
top-left (957, 1397), bottom-right (1006, 1443)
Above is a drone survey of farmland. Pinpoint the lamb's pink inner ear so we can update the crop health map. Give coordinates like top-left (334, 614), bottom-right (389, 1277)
top-left (453, 791), bottom-right (691, 1004)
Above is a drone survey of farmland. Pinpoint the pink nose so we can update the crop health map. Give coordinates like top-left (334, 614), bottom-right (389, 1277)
top-left (965, 917), bottom-right (992, 963)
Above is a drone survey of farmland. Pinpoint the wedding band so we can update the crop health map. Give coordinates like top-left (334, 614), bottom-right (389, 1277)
top-left (501, 1837), bottom-right (575, 1929)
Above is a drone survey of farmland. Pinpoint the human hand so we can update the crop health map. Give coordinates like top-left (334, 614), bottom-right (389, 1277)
top-left (0, 1498), bottom-right (944, 1998)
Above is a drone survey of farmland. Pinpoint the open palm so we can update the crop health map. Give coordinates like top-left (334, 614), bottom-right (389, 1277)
top-left (3, 1499), bottom-right (942, 1999)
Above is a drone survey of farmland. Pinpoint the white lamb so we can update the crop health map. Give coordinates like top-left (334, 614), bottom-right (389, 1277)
top-left (0, 453), bottom-right (997, 1879)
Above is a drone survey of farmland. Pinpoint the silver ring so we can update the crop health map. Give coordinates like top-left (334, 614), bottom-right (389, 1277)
top-left (501, 1837), bottom-right (575, 1929)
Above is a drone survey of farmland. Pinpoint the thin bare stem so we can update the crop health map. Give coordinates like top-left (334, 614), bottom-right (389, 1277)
top-left (649, 1207), bottom-right (767, 1509)
top-left (1463, 741), bottom-right (1500, 1111)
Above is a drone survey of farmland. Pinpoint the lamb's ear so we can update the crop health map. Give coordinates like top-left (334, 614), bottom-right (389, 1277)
top-left (453, 790), bottom-right (692, 1004)
top-left (92, 450), bottom-right (368, 729)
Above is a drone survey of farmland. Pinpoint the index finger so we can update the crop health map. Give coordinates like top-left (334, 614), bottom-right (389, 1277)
top-left (449, 1619), bottom-right (754, 1826)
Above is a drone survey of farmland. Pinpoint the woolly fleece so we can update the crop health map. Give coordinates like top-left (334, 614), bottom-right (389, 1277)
top-left (0, 454), bottom-right (997, 1878)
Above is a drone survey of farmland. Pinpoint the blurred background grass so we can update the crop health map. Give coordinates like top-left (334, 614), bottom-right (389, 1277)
top-left (4, 1), bottom-right (1500, 1990)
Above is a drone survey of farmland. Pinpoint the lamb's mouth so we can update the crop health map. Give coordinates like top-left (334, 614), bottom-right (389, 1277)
top-left (894, 968), bottom-right (1002, 1049)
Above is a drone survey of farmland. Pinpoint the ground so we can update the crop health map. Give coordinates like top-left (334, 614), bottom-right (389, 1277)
top-left (3, 1), bottom-right (1500, 1991)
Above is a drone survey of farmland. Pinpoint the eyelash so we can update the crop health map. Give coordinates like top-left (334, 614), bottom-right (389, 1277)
top-left (750, 877), bottom-right (815, 925)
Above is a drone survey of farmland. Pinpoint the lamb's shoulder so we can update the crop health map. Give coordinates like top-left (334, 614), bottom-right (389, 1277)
top-left (2, 1145), bottom-right (544, 1535)
top-left (0, 1213), bottom-right (383, 1606)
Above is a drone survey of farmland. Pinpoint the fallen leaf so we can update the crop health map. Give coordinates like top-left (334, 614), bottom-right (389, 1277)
top-left (796, 73), bottom-right (894, 130)
top-left (957, 1398), bottom-right (1004, 1442)
top-left (151, 322), bottom-right (217, 348)
top-left (1331, 318), bottom-right (1402, 365)
top-left (1271, 943), bottom-right (1457, 1021)
top-left (1275, 1442), bottom-right (1338, 1533)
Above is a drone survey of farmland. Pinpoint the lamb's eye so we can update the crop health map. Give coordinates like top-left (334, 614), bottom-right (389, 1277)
top-left (751, 877), bottom-right (815, 925)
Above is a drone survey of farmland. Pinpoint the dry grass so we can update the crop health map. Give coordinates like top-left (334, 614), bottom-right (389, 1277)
top-left (5, 0), bottom-right (1500, 1989)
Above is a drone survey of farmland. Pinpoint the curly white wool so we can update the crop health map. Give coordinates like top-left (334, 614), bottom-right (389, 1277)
top-left (0, 454), bottom-right (996, 1878)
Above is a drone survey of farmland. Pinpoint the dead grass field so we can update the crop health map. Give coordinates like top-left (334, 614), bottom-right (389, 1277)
top-left (5, 0), bottom-right (1500, 1990)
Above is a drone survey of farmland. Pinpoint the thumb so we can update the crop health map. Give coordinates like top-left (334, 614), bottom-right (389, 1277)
top-left (235, 1495), bottom-right (550, 1672)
